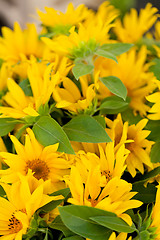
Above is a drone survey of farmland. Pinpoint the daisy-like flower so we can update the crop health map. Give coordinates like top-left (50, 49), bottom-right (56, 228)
top-left (114, 3), bottom-right (159, 43)
top-left (0, 173), bottom-right (62, 239)
top-left (105, 114), bottom-right (154, 177)
top-left (73, 142), bottom-right (129, 186)
top-left (94, 46), bottom-right (156, 116)
top-left (0, 61), bottom-right (60, 119)
top-left (0, 22), bottom-right (44, 65)
top-left (0, 128), bottom-right (72, 192)
top-left (53, 75), bottom-right (96, 114)
top-left (67, 165), bottom-right (142, 225)
top-left (37, 3), bottom-right (91, 36)
top-left (42, 17), bottom-right (115, 60)
top-left (146, 80), bottom-right (160, 120)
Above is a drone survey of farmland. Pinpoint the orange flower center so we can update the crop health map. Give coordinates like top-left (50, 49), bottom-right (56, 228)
top-left (102, 170), bottom-right (112, 182)
top-left (8, 214), bottom-right (23, 234)
top-left (25, 159), bottom-right (50, 180)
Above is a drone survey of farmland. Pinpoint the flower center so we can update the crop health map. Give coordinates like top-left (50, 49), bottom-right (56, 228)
top-left (102, 170), bottom-right (112, 183)
top-left (8, 214), bottom-right (23, 234)
top-left (25, 159), bottom-right (50, 180)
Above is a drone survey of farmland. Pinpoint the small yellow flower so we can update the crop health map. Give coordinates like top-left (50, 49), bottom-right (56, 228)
top-left (67, 165), bottom-right (142, 225)
top-left (114, 3), bottom-right (159, 43)
top-left (53, 76), bottom-right (96, 114)
top-left (94, 46), bottom-right (156, 116)
top-left (42, 18), bottom-right (114, 59)
top-left (105, 114), bottom-right (154, 177)
top-left (146, 80), bottom-right (160, 120)
top-left (74, 142), bottom-right (129, 186)
top-left (0, 173), bottom-right (62, 239)
top-left (37, 3), bottom-right (91, 32)
top-left (0, 128), bottom-right (71, 191)
top-left (0, 22), bottom-right (44, 64)
top-left (0, 61), bottom-right (59, 118)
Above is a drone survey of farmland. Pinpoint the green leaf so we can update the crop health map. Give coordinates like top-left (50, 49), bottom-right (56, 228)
top-left (58, 205), bottom-right (113, 240)
top-left (93, 116), bottom-right (106, 128)
top-left (149, 58), bottom-right (160, 79)
top-left (49, 215), bottom-right (74, 237)
top-left (100, 76), bottom-right (127, 100)
top-left (72, 62), bottom-right (94, 80)
top-left (0, 118), bottom-right (22, 136)
top-left (146, 120), bottom-right (160, 141)
top-left (50, 188), bottom-right (70, 198)
top-left (0, 185), bottom-right (6, 197)
top-left (100, 43), bottom-right (133, 56)
top-left (150, 142), bottom-right (160, 163)
top-left (99, 96), bottom-right (129, 114)
top-left (63, 236), bottom-right (85, 240)
top-left (135, 167), bottom-right (160, 183)
top-left (96, 49), bottom-right (118, 62)
top-left (121, 108), bottom-right (142, 125)
top-left (90, 216), bottom-right (136, 233)
top-left (132, 182), bottom-right (156, 203)
top-left (39, 199), bottom-right (63, 213)
top-left (19, 78), bottom-right (33, 96)
top-left (32, 116), bottom-right (75, 154)
top-left (63, 115), bottom-right (111, 143)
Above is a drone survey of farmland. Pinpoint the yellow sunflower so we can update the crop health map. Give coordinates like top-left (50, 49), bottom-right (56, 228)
top-left (53, 75), bottom-right (96, 114)
top-left (42, 16), bottom-right (114, 59)
top-left (73, 142), bottom-right (129, 186)
top-left (0, 128), bottom-right (72, 192)
top-left (0, 22), bottom-right (44, 65)
top-left (114, 3), bottom-right (159, 43)
top-left (67, 165), bottom-right (142, 225)
top-left (0, 173), bottom-right (62, 239)
top-left (0, 61), bottom-right (60, 119)
top-left (146, 80), bottom-right (160, 120)
top-left (105, 114), bottom-right (154, 177)
top-left (37, 3), bottom-right (91, 34)
top-left (94, 46), bottom-right (156, 116)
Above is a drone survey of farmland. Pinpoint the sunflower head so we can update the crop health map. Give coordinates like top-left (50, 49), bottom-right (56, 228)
top-left (105, 114), bottom-right (154, 177)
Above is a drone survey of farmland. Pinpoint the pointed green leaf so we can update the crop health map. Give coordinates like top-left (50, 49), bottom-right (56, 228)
top-left (134, 166), bottom-right (160, 183)
top-left (99, 96), bottom-right (129, 114)
top-left (63, 236), bottom-right (85, 240)
top-left (0, 118), bottom-right (22, 136)
top-left (96, 49), bottom-right (118, 62)
top-left (49, 215), bottom-right (74, 237)
top-left (93, 116), bottom-right (106, 128)
top-left (72, 62), bottom-right (94, 80)
top-left (59, 205), bottom-right (114, 240)
top-left (90, 216), bottom-right (136, 233)
top-left (32, 116), bottom-right (75, 154)
top-left (63, 115), bottom-right (111, 143)
top-left (100, 43), bottom-right (133, 56)
top-left (132, 182), bottom-right (156, 203)
top-left (100, 76), bottom-right (127, 100)
top-left (150, 142), bottom-right (160, 163)
top-left (19, 78), bottom-right (33, 96)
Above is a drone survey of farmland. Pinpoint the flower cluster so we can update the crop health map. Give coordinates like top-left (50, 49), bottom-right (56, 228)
top-left (0, 1), bottom-right (160, 240)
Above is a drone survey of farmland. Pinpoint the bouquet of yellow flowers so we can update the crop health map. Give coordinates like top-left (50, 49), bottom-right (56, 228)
top-left (0, 1), bottom-right (160, 239)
